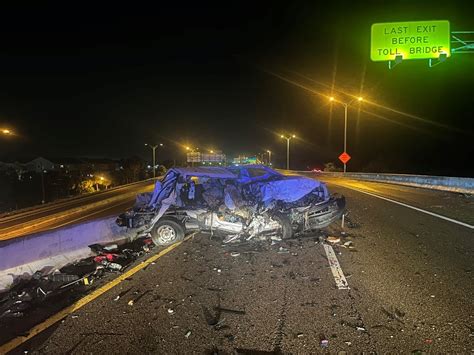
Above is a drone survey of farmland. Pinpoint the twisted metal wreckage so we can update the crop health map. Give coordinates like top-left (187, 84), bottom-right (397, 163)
top-left (117, 165), bottom-right (346, 245)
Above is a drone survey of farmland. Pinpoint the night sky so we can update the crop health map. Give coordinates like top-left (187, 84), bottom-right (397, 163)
top-left (0, 2), bottom-right (472, 176)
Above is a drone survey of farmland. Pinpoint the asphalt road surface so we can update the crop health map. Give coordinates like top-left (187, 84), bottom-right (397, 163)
top-left (0, 180), bottom-right (155, 241)
top-left (2, 177), bottom-right (473, 353)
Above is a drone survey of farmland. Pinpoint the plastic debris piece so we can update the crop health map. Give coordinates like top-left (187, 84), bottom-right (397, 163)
top-left (47, 273), bottom-right (80, 283)
top-left (128, 300), bottom-right (134, 306)
top-left (343, 241), bottom-right (353, 247)
top-left (185, 330), bottom-right (192, 338)
top-left (320, 339), bottom-right (329, 348)
top-left (230, 252), bottom-right (240, 257)
top-left (113, 296), bottom-right (120, 301)
top-left (278, 247), bottom-right (289, 254)
top-left (356, 326), bottom-right (366, 331)
top-left (83, 278), bottom-right (90, 285)
top-left (167, 308), bottom-right (174, 314)
top-left (297, 333), bottom-right (304, 338)
top-left (327, 236), bottom-right (341, 244)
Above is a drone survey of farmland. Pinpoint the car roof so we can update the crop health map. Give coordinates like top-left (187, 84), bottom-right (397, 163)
top-left (167, 167), bottom-right (237, 179)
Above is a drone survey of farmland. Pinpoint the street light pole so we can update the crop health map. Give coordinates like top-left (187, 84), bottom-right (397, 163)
top-left (329, 97), bottom-right (363, 173)
top-left (145, 143), bottom-right (163, 178)
top-left (280, 135), bottom-right (295, 170)
top-left (266, 150), bottom-right (272, 166)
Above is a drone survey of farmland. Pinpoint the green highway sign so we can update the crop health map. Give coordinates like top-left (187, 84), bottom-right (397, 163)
top-left (371, 20), bottom-right (450, 62)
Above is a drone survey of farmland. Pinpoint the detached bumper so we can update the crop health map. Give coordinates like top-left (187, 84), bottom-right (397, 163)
top-left (306, 195), bottom-right (346, 229)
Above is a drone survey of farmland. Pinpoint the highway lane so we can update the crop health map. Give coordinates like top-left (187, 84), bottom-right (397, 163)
top-left (318, 174), bottom-right (474, 226)
top-left (4, 176), bottom-right (473, 353)
top-left (0, 180), bottom-right (155, 241)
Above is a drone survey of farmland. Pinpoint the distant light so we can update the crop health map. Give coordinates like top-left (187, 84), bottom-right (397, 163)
top-left (159, 143), bottom-right (164, 146)
top-left (147, 165), bottom-right (151, 169)
top-left (185, 146), bottom-right (190, 150)
top-left (292, 134), bottom-right (296, 138)
top-left (100, 176), bottom-right (104, 180)
top-left (329, 97), bottom-right (335, 101)
top-left (210, 150), bottom-right (214, 153)
top-left (2, 129), bottom-right (11, 135)
top-left (60, 164), bottom-right (64, 168)
top-left (280, 135), bottom-right (284, 138)
top-left (358, 97), bottom-right (363, 101)
top-left (266, 150), bottom-right (271, 153)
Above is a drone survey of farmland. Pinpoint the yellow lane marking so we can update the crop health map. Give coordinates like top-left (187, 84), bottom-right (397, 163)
top-left (0, 236), bottom-right (192, 354)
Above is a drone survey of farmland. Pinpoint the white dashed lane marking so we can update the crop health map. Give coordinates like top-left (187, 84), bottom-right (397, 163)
top-left (323, 244), bottom-right (350, 290)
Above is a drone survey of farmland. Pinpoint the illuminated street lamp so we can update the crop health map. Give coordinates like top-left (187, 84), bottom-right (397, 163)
top-left (2, 129), bottom-right (11, 135)
top-left (280, 134), bottom-right (296, 170)
top-left (145, 143), bottom-right (164, 178)
top-left (185, 146), bottom-right (199, 167)
top-left (329, 96), bottom-right (363, 173)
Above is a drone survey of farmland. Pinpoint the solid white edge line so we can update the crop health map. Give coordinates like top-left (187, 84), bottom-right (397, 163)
top-left (323, 244), bottom-right (350, 290)
top-left (349, 188), bottom-right (474, 230)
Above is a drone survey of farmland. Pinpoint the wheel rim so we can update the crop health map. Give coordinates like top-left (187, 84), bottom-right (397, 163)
top-left (156, 225), bottom-right (177, 244)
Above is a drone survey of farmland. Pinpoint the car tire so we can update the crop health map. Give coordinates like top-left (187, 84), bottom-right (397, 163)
top-left (151, 219), bottom-right (185, 246)
top-left (272, 212), bottom-right (293, 240)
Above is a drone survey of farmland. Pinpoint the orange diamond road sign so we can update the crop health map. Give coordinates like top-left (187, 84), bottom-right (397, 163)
top-left (339, 152), bottom-right (351, 164)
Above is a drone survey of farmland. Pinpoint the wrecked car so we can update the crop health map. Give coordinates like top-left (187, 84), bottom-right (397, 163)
top-left (116, 165), bottom-right (345, 245)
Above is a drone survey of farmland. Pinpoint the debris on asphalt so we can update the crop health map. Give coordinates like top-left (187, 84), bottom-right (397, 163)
top-left (167, 308), bottom-right (174, 314)
top-left (230, 252), bottom-right (240, 257)
top-left (0, 237), bottom-right (156, 321)
top-left (185, 330), bottom-right (192, 338)
top-left (319, 334), bottom-right (329, 348)
top-left (327, 236), bottom-right (341, 244)
top-left (214, 306), bottom-right (246, 315)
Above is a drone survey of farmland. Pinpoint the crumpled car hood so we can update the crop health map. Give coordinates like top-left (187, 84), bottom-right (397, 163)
top-left (250, 176), bottom-right (328, 204)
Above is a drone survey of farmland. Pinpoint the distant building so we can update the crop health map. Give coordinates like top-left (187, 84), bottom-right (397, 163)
top-left (187, 151), bottom-right (226, 163)
top-left (232, 156), bottom-right (260, 164)
top-left (24, 157), bottom-right (56, 173)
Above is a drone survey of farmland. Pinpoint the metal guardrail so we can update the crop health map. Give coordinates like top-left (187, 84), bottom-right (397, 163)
top-left (279, 170), bottom-right (474, 194)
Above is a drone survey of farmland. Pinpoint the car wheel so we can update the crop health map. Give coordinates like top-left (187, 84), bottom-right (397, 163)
top-left (272, 213), bottom-right (293, 240)
top-left (151, 219), bottom-right (185, 246)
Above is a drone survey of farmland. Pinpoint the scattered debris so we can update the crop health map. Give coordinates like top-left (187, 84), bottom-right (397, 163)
top-left (230, 252), bottom-right (240, 257)
top-left (327, 236), bottom-right (341, 244)
top-left (167, 308), bottom-right (174, 314)
top-left (0, 237), bottom-right (156, 321)
top-left (319, 334), bottom-right (329, 348)
top-left (185, 330), bottom-right (192, 338)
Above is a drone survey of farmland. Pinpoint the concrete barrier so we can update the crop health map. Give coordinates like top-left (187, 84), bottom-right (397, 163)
top-left (0, 217), bottom-right (137, 291)
top-left (280, 169), bottom-right (474, 194)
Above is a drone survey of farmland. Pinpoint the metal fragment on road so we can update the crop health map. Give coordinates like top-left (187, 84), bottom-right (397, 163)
top-left (323, 244), bottom-right (350, 290)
